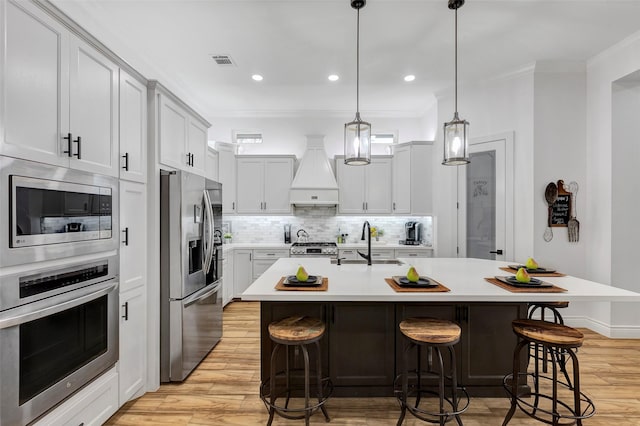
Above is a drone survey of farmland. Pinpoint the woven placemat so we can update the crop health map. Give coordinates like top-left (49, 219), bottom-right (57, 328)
top-left (485, 277), bottom-right (567, 293)
top-left (275, 276), bottom-right (328, 291)
top-left (499, 267), bottom-right (566, 277)
top-left (385, 277), bottom-right (450, 293)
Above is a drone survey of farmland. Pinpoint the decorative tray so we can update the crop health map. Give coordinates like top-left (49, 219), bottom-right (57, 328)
top-left (283, 275), bottom-right (322, 287)
top-left (495, 275), bottom-right (552, 288)
top-left (392, 275), bottom-right (438, 288)
top-left (507, 265), bottom-right (557, 274)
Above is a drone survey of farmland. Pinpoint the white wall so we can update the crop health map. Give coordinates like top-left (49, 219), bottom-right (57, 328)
top-left (434, 70), bottom-right (535, 261)
top-left (586, 31), bottom-right (640, 335)
top-left (207, 116), bottom-right (428, 158)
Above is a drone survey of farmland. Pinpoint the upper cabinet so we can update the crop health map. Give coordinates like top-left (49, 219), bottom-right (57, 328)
top-left (119, 70), bottom-right (147, 183)
top-left (152, 82), bottom-right (210, 176)
top-left (236, 156), bottom-right (294, 214)
top-left (392, 141), bottom-right (433, 215)
top-left (205, 146), bottom-right (219, 182)
top-left (335, 156), bottom-right (393, 214)
top-left (217, 143), bottom-right (237, 214)
top-left (1, 0), bottom-right (119, 177)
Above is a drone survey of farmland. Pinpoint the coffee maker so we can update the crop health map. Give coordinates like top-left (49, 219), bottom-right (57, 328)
top-left (403, 221), bottom-right (422, 245)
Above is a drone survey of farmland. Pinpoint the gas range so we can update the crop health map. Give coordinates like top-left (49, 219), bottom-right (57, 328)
top-left (290, 242), bottom-right (338, 257)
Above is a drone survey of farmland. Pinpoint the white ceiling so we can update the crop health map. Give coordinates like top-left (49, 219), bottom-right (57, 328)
top-left (51, 0), bottom-right (640, 121)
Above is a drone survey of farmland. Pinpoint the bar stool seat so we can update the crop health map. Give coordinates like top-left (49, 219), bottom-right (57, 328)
top-left (260, 316), bottom-right (332, 426)
top-left (503, 319), bottom-right (595, 425)
top-left (396, 318), bottom-right (469, 426)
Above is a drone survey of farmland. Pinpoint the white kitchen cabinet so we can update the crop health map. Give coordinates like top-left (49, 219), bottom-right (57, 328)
top-left (338, 247), bottom-right (394, 260)
top-left (370, 248), bottom-right (395, 260)
top-left (153, 82), bottom-right (210, 175)
top-left (217, 142), bottom-right (237, 214)
top-left (118, 180), bottom-right (146, 403)
top-left (236, 156), bottom-right (294, 214)
top-left (392, 141), bottom-right (434, 215)
top-left (395, 248), bottom-right (433, 259)
top-left (252, 249), bottom-right (290, 280)
top-left (32, 367), bottom-right (119, 426)
top-left (206, 146), bottom-right (219, 181)
top-left (222, 251), bottom-right (234, 306)
top-left (119, 69), bottom-right (147, 183)
top-left (233, 249), bottom-right (253, 298)
top-left (1, 0), bottom-right (119, 177)
top-left (118, 285), bottom-right (146, 404)
top-left (338, 248), bottom-right (359, 260)
top-left (336, 156), bottom-right (393, 214)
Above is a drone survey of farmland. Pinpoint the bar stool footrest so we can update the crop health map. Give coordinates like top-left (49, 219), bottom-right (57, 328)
top-left (260, 375), bottom-right (333, 421)
top-left (394, 374), bottom-right (470, 423)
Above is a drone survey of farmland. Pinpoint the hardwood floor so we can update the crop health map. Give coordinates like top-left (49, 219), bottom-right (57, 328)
top-left (107, 302), bottom-right (640, 425)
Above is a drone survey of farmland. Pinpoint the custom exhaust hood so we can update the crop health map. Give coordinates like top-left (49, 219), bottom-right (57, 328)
top-left (289, 135), bottom-right (339, 206)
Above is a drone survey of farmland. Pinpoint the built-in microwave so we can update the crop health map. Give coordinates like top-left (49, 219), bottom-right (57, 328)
top-left (0, 156), bottom-right (119, 267)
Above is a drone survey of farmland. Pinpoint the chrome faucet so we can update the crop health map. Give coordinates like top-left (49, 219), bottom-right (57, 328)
top-left (357, 221), bottom-right (372, 266)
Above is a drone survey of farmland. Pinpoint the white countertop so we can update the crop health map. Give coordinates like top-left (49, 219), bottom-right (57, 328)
top-left (241, 257), bottom-right (640, 303)
top-left (221, 242), bottom-right (432, 251)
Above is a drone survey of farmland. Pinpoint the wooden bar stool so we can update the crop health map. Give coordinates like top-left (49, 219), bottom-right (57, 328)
top-left (260, 316), bottom-right (332, 425)
top-left (528, 302), bottom-right (572, 386)
top-left (502, 319), bottom-right (595, 425)
top-left (395, 318), bottom-right (469, 426)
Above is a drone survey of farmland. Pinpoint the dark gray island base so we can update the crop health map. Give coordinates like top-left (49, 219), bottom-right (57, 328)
top-left (260, 301), bottom-right (528, 397)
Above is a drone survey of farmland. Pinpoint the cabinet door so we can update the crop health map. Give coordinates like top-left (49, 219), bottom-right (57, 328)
top-left (119, 70), bottom-right (147, 183)
top-left (329, 303), bottom-right (396, 389)
top-left (236, 158), bottom-right (265, 214)
top-left (206, 147), bottom-right (219, 181)
top-left (410, 144), bottom-right (433, 215)
top-left (218, 145), bottom-right (236, 214)
top-left (365, 158), bottom-right (392, 214)
top-left (338, 248), bottom-right (358, 260)
top-left (233, 250), bottom-right (253, 298)
top-left (336, 161), bottom-right (365, 214)
top-left (222, 256), bottom-right (233, 306)
top-left (119, 286), bottom-right (146, 404)
top-left (120, 181), bottom-right (147, 293)
top-left (2, 0), bottom-right (69, 167)
top-left (392, 145), bottom-right (411, 214)
top-left (263, 158), bottom-right (293, 213)
top-left (394, 248), bottom-right (432, 259)
top-left (69, 36), bottom-right (119, 177)
top-left (187, 119), bottom-right (207, 176)
top-left (370, 248), bottom-right (395, 260)
top-left (460, 303), bottom-right (528, 387)
top-left (158, 94), bottom-right (188, 170)
top-left (253, 259), bottom-right (278, 280)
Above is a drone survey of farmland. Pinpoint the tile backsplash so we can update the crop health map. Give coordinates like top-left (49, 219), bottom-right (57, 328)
top-left (224, 207), bottom-right (433, 247)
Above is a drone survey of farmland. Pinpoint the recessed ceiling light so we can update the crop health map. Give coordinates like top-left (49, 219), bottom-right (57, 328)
top-left (404, 75), bottom-right (416, 82)
top-left (328, 74), bottom-right (339, 82)
top-left (252, 74), bottom-right (263, 81)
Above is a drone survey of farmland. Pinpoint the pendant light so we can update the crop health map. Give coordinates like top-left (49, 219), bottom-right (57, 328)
top-left (344, 0), bottom-right (371, 166)
top-left (442, 0), bottom-right (470, 166)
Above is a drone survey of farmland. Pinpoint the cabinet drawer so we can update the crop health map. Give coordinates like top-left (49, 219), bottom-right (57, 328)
top-left (253, 248), bottom-right (290, 259)
top-left (370, 249), bottom-right (395, 259)
top-left (395, 249), bottom-right (432, 259)
top-left (338, 249), bottom-right (358, 260)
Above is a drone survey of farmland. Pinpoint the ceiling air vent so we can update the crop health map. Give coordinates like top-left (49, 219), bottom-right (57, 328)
top-left (211, 55), bottom-right (235, 66)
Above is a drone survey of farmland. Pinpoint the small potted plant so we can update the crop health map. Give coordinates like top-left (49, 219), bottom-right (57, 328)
top-left (223, 233), bottom-right (233, 244)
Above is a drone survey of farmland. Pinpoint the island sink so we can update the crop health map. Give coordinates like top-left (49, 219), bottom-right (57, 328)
top-left (331, 259), bottom-right (404, 265)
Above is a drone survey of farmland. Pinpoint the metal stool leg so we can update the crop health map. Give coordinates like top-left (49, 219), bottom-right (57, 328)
top-left (267, 343), bottom-right (282, 426)
top-left (397, 341), bottom-right (411, 426)
top-left (503, 339), bottom-right (528, 426)
top-left (433, 347), bottom-right (445, 426)
top-left (448, 345), bottom-right (463, 426)
top-left (314, 340), bottom-right (330, 422)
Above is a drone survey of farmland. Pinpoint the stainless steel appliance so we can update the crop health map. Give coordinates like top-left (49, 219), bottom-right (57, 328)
top-left (160, 170), bottom-right (223, 382)
top-left (402, 221), bottom-right (422, 245)
top-left (0, 253), bottom-right (119, 426)
top-left (290, 242), bottom-right (338, 258)
top-left (0, 156), bottom-right (118, 267)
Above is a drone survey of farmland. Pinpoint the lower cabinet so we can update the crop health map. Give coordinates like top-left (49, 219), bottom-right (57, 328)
top-left (233, 249), bottom-right (253, 298)
top-left (119, 285), bottom-right (147, 404)
top-left (222, 252), bottom-right (234, 306)
top-left (261, 301), bottom-right (527, 397)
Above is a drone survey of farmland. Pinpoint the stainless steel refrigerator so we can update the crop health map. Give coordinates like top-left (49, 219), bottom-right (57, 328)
top-left (160, 169), bottom-right (223, 382)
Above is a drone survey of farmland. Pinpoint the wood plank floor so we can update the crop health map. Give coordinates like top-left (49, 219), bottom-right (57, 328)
top-left (106, 302), bottom-right (640, 425)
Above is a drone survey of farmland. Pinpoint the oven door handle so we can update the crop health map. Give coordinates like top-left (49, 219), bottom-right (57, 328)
top-left (0, 280), bottom-right (118, 330)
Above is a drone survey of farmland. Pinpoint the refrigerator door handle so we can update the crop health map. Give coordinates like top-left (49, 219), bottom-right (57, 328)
top-left (183, 282), bottom-right (220, 308)
top-left (202, 190), bottom-right (215, 274)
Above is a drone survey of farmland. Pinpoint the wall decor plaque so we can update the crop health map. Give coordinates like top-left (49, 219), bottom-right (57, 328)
top-left (550, 179), bottom-right (571, 227)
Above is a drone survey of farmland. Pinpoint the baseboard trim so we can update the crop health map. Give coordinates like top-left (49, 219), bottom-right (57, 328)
top-left (564, 316), bottom-right (640, 339)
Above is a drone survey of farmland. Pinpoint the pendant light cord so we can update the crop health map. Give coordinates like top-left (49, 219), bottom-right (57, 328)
top-left (356, 7), bottom-right (360, 116)
top-left (454, 7), bottom-right (458, 115)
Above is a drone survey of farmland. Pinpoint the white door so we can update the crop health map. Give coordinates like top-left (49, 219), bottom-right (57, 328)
top-left (457, 132), bottom-right (514, 261)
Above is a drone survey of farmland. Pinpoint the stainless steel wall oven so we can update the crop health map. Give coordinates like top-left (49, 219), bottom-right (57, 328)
top-left (0, 253), bottom-right (119, 425)
top-left (0, 156), bottom-right (119, 268)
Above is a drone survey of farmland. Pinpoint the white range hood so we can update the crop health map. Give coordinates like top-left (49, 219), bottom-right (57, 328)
top-left (289, 135), bottom-right (339, 206)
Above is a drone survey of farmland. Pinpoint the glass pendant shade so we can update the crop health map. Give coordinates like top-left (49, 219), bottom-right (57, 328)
top-left (442, 112), bottom-right (469, 165)
top-left (344, 113), bottom-right (371, 165)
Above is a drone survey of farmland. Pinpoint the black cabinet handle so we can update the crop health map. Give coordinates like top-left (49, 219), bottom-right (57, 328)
top-left (122, 227), bottom-right (129, 246)
top-left (63, 133), bottom-right (73, 157)
top-left (489, 249), bottom-right (503, 255)
top-left (122, 301), bottom-right (129, 320)
top-left (73, 136), bottom-right (81, 159)
top-left (122, 153), bottom-right (129, 171)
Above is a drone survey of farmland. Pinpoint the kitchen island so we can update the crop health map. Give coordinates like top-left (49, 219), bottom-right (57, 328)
top-left (242, 257), bottom-right (640, 397)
